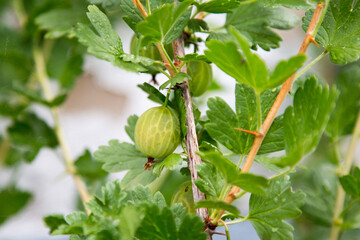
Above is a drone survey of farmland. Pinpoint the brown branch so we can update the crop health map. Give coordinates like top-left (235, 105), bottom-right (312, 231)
top-left (222, 1), bottom-right (328, 207)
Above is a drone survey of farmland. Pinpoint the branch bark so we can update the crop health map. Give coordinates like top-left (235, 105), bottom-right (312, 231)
top-left (223, 1), bottom-right (329, 206)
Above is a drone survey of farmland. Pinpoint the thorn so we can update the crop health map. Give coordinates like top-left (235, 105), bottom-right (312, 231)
top-left (234, 128), bottom-right (263, 137)
top-left (306, 34), bottom-right (320, 47)
top-left (205, 229), bottom-right (226, 236)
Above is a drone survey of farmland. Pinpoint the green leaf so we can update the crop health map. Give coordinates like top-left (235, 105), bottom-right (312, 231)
top-left (74, 149), bottom-right (108, 182)
top-left (248, 176), bottom-right (305, 240)
top-left (205, 28), bottom-right (306, 92)
top-left (225, 2), bottom-right (299, 50)
top-left (274, 76), bottom-right (338, 167)
top-left (195, 163), bottom-right (225, 197)
top-left (153, 153), bottom-right (184, 175)
top-left (303, 0), bottom-right (360, 64)
top-left (172, 89), bottom-right (187, 138)
top-left (258, 115), bottom-right (284, 154)
top-left (187, 19), bottom-right (209, 32)
top-left (94, 140), bottom-right (156, 187)
top-left (43, 215), bottom-right (67, 234)
top-left (138, 82), bottom-right (166, 105)
top-left (77, 5), bottom-right (145, 72)
top-left (8, 112), bottom-right (58, 162)
top-left (125, 115), bottom-right (139, 142)
top-left (159, 72), bottom-right (191, 90)
top-left (200, 152), bottom-right (268, 194)
top-left (35, 1), bottom-right (88, 38)
top-left (0, 188), bottom-right (32, 225)
top-left (136, 1), bottom-right (193, 45)
top-left (195, 0), bottom-right (241, 13)
top-left (120, 0), bottom-right (143, 33)
top-left (206, 83), bottom-right (283, 155)
top-left (195, 200), bottom-right (240, 216)
top-left (326, 64), bottom-right (360, 138)
top-left (259, 0), bottom-right (312, 10)
top-left (340, 167), bottom-right (360, 199)
top-left (176, 53), bottom-right (210, 63)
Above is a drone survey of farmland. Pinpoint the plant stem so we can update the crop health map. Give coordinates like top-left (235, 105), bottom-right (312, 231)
top-left (12, 0), bottom-right (27, 28)
top-left (222, 1), bottom-right (329, 207)
top-left (255, 92), bottom-right (262, 132)
top-left (329, 112), bottom-right (360, 240)
top-left (146, 0), bottom-right (151, 14)
top-left (33, 45), bottom-right (91, 215)
top-left (219, 220), bottom-right (231, 240)
top-left (294, 50), bottom-right (328, 80)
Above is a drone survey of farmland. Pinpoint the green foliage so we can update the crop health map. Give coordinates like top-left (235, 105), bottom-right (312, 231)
top-left (195, 200), bottom-right (240, 216)
top-left (248, 176), bottom-right (305, 240)
top-left (225, 2), bottom-right (299, 50)
top-left (259, 0), bottom-right (312, 10)
top-left (205, 28), bottom-right (306, 92)
top-left (327, 64), bottom-right (360, 138)
top-left (125, 114), bottom-right (139, 142)
top-left (74, 150), bottom-right (108, 182)
top-left (94, 140), bottom-right (156, 188)
top-left (200, 152), bottom-right (268, 194)
top-left (340, 167), bottom-right (360, 199)
top-left (303, 0), bottom-right (360, 64)
top-left (136, 1), bottom-right (193, 45)
top-left (274, 76), bottom-right (338, 167)
top-left (0, 188), bottom-right (32, 225)
top-left (45, 181), bottom-right (206, 240)
top-left (194, 0), bottom-right (241, 13)
top-left (153, 153), bottom-right (184, 175)
top-left (7, 113), bottom-right (58, 163)
top-left (206, 83), bottom-right (284, 155)
top-left (195, 163), bottom-right (225, 198)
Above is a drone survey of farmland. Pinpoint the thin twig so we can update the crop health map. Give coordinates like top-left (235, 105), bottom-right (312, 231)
top-left (223, 0), bottom-right (329, 207)
top-left (33, 45), bottom-right (91, 215)
top-left (329, 112), bottom-right (360, 240)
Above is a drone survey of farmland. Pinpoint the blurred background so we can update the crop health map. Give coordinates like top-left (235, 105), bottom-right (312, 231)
top-left (0, 2), bottom-right (352, 240)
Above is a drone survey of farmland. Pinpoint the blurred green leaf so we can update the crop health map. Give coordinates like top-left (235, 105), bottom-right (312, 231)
top-left (340, 167), bottom-right (360, 199)
top-left (153, 153), bottom-right (184, 175)
top-left (125, 114), bottom-right (138, 142)
top-left (259, 0), bottom-right (312, 10)
top-left (195, 200), bottom-right (240, 216)
top-left (194, 0), bottom-right (241, 13)
top-left (0, 188), bottom-right (32, 225)
top-left (74, 149), bottom-right (108, 182)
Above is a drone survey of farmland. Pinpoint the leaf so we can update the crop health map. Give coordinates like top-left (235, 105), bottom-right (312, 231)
top-left (187, 19), bottom-right (209, 32)
top-left (206, 83), bottom-right (283, 155)
top-left (259, 0), bottom-right (312, 10)
top-left (340, 167), bottom-right (360, 199)
top-left (195, 0), bottom-right (241, 13)
top-left (77, 5), bottom-right (145, 72)
top-left (138, 82), bottom-right (166, 105)
top-left (44, 215), bottom-right (67, 234)
top-left (200, 152), bottom-right (268, 194)
top-left (195, 163), bottom-right (225, 197)
top-left (153, 153), bottom-right (184, 175)
top-left (120, 0), bottom-right (143, 33)
top-left (94, 140), bottom-right (156, 187)
top-left (0, 188), bottom-right (32, 225)
top-left (74, 149), bottom-right (108, 182)
top-left (35, 1), bottom-right (88, 38)
top-left (274, 76), bottom-right (338, 167)
top-left (248, 176), bottom-right (305, 240)
top-left (195, 200), bottom-right (240, 216)
top-left (205, 28), bottom-right (306, 92)
top-left (176, 53), bottom-right (211, 63)
top-left (303, 0), bottom-right (360, 64)
top-left (326, 64), bottom-right (360, 138)
top-left (225, 2), bottom-right (299, 50)
top-left (258, 115), bottom-right (284, 154)
top-left (136, 1), bottom-right (193, 45)
top-left (172, 89), bottom-right (187, 138)
top-left (125, 115), bottom-right (139, 142)
top-left (8, 112), bottom-right (58, 162)
top-left (159, 72), bottom-right (191, 90)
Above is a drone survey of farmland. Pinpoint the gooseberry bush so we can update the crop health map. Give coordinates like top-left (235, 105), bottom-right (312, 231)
top-left (1, 0), bottom-right (360, 239)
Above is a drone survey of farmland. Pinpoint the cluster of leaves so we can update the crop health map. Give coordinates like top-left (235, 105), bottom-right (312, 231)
top-left (44, 181), bottom-right (207, 240)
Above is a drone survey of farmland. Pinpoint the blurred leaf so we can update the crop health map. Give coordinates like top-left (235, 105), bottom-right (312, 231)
top-left (44, 215), bottom-right (67, 234)
top-left (35, 1), bottom-right (88, 38)
top-left (74, 149), bottom-right (108, 182)
top-left (177, 53), bottom-right (210, 63)
top-left (187, 19), bottom-right (209, 32)
top-left (340, 167), bottom-right (360, 199)
top-left (171, 181), bottom-right (195, 213)
top-left (195, 200), bottom-right (240, 216)
top-left (274, 76), bottom-right (338, 167)
top-left (125, 115), bottom-right (138, 142)
top-left (120, 0), bottom-right (143, 33)
top-left (225, 2), bottom-right (299, 50)
top-left (326, 64), bottom-right (360, 138)
top-left (259, 0), bottom-right (312, 10)
top-left (303, 0), bottom-right (360, 64)
top-left (8, 112), bottom-right (58, 162)
top-left (136, 1), bottom-right (193, 45)
top-left (0, 188), bottom-right (32, 225)
top-left (194, 0), bottom-right (241, 13)
top-left (248, 176), bottom-right (305, 240)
